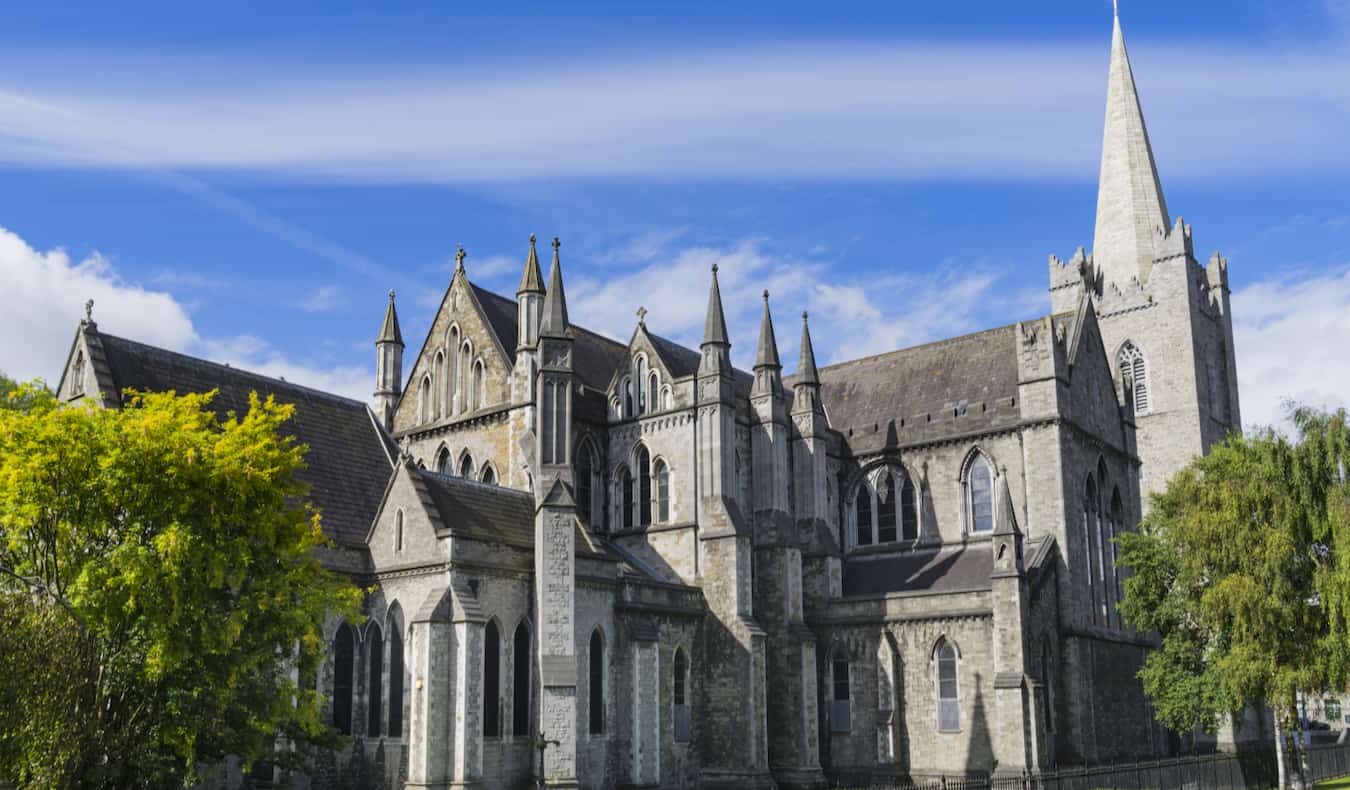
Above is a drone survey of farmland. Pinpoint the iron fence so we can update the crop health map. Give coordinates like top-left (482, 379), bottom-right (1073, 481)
top-left (834, 741), bottom-right (1350, 790)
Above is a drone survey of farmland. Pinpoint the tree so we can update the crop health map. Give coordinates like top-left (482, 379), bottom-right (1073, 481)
top-left (0, 383), bottom-right (362, 788)
top-left (1119, 407), bottom-right (1350, 789)
top-left (0, 371), bottom-right (52, 413)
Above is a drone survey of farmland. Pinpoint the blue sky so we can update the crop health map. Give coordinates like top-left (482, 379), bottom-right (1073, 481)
top-left (2, 0), bottom-right (1349, 431)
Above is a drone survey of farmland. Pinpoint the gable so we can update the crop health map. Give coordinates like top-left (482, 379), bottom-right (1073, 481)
top-left (368, 462), bottom-right (444, 569)
top-left (1063, 299), bottom-right (1129, 446)
top-left (393, 273), bottom-right (516, 434)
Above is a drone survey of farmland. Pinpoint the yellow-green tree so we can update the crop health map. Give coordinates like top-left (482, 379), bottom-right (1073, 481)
top-left (0, 379), bottom-right (361, 788)
top-left (1119, 407), bottom-right (1350, 790)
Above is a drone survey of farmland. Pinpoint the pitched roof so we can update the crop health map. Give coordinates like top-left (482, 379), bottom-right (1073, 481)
top-left (795, 323), bottom-right (1022, 452)
top-left (96, 333), bottom-right (395, 547)
top-left (415, 470), bottom-right (610, 559)
top-left (470, 283), bottom-right (522, 367)
top-left (1092, 11), bottom-right (1170, 288)
top-left (843, 545), bottom-right (992, 597)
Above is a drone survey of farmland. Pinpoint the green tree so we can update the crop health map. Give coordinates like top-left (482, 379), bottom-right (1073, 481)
top-left (0, 383), bottom-right (362, 788)
top-left (0, 371), bottom-right (53, 412)
top-left (1119, 407), bottom-right (1350, 789)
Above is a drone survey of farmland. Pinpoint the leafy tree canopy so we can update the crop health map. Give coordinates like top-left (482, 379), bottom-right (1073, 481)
top-left (1119, 406), bottom-right (1350, 784)
top-left (0, 382), bottom-right (361, 788)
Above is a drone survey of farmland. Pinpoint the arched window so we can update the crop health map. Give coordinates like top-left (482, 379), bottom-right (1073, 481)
top-left (480, 464), bottom-right (497, 486)
top-left (1118, 341), bottom-right (1150, 414)
top-left (654, 460), bottom-right (670, 523)
top-left (541, 381), bottom-right (556, 465)
top-left (459, 342), bottom-right (472, 413)
top-left (448, 327), bottom-right (460, 413)
top-left (855, 483), bottom-right (873, 546)
top-left (877, 472), bottom-right (897, 543)
top-left (576, 442), bottom-right (595, 527)
top-left (661, 386), bottom-right (672, 411)
top-left (460, 453), bottom-right (475, 479)
top-left (621, 468), bottom-right (634, 530)
top-left (623, 378), bottom-right (634, 420)
top-left (552, 377), bottom-right (567, 465)
top-left (648, 372), bottom-right (660, 413)
top-left (389, 611), bottom-right (405, 738)
top-left (473, 359), bottom-right (486, 411)
top-left (1041, 639), bottom-right (1055, 734)
top-left (673, 648), bottom-right (690, 743)
top-left (419, 375), bottom-right (432, 424)
top-left (367, 623), bottom-right (384, 737)
top-left (635, 357), bottom-right (648, 414)
top-left (433, 351), bottom-right (445, 418)
top-left (71, 350), bottom-right (85, 395)
top-left (1083, 475), bottom-right (1099, 623)
top-left (967, 454), bottom-right (994, 534)
top-left (435, 447), bottom-right (451, 474)
top-left (483, 620), bottom-right (501, 737)
top-left (1109, 487), bottom-right (1124, 627)
top-left (394, 509), bottom-right (404, 553)
top-left (830, 649), bottom-right (851, 733)
top-left (638, 446), bottom-right (652, 527)
top-left (512, 623), bottom-right (531, 736)
top-left (901, 475), bottom-right (918, 541)
top-left (333, 623), bottom-right (355, 735)
top-left (935, 639), bottom-right (959, 732)
top-left (588, 629), bottom-right (605, 735)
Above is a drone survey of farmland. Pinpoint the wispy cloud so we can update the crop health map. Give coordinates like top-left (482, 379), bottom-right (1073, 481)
top-left (298, 284), bottom-right (345, 313)
top-left (1, 39), bottom-right (1348, 183)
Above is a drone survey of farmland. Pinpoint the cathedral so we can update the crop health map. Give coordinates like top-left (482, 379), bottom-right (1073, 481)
top-left (53, 11), bottom-right (1242, 790)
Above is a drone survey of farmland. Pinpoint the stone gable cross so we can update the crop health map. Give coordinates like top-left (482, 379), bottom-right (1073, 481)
top-left (636, 306), bottom-right (647, 326)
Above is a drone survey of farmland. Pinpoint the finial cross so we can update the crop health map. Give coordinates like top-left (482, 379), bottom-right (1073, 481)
top-left (552, 236), bottom-right (561, 252)
top-left (455, 244), bottom-right (466, 270)
top-left (637, 306), bottom-right (647, 325)
top-left (84, 299), bottom-right (94, 322)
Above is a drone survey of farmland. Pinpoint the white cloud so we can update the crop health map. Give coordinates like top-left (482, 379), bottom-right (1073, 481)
top-left (0, 38), bottom-right (1348, 182)
top-left (0, 226), bottom-right (196, 383)
top-left (569, 236), bottom-right (1041, 374)
top-left (0, 225), bottom-right (372, 403)
top-left (1232, 267), bottom-right (1350, 434)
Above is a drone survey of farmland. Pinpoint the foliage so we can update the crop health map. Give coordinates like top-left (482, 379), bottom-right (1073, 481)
top-left (0, 383), bottom-right (362, 788)
top-left (1119, 406), bottom-right (1350, 781)
top-left (0, 371), bottom-right (54, 413)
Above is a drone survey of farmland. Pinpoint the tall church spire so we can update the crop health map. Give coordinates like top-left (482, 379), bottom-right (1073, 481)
top-left (540, 237), bottom-right (569, 336)
top-left (1092, 9), bottom-right (1171, 288)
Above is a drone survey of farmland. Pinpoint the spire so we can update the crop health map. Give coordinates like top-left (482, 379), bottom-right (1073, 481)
top-left (754, 291), bottom-right (781, 370)
top-left (796, 310), bottom-right (819, 386)
top-left (1092, 9), bottom-right (1171, 288)
top-left (540, 237), bottom-right (569, 336)
top-left (992, 467), bottom-right (1020, 537)
top-left (377, 290), bottom-right (404, 346)
top-left (702, 264), bottom-right (729, 347)
top-left (517, 233), bottom-right (545, 295)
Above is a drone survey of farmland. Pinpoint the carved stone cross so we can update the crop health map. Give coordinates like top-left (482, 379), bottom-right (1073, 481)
top-left (637, 306), bottom-right (647, 326)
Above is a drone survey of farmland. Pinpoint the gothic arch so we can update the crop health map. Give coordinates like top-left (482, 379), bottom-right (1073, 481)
top-left (483, 617), bottom-right (502, 738)
top-left (457, 449), bottom-right (476, 479)
top-left (588, 626), bottom-right (606, 735)
top-left (959, 447), bottom-right (996, 536)
top-left (1116, 339), bottom-right (1151, 415)
top-left (511, 619), bottom-right (532, 737)
top-left (433, 442), bottom-right (452, 474)
top-left (445, 324), bottom-right (462, 412)
top-left (472, 357), bottom-right (486, 410)
top-left (846, 459), bottom-right (919, 548)
top-left (387, 601), bottom-right (407, 739)
top-left (432, 350), bottom-right (446, 418)
top-left (418, 374), bottom-right (433, 424)
top-left (574, 435), bottom-right (602, 528)
top-left (366, 620), bottom-right (385, 736)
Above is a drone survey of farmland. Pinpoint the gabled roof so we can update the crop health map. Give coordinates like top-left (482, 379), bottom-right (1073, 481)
top-left (95, 332), bottom-right (396, 547)
top-left (794, 323), bottom-right (1023, 451)
top-left (415, 470), bottom-right (611, 560)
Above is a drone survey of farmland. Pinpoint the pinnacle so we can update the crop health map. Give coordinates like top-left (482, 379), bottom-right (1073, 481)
top-left (754, 290), bottom-right (781, 369)
top-left (377, 289), bottom-right (404, 347)
top-left (518, 233), bottom-right (545, 295)
top-left (796, 310), bottom-right (820, 386)
top-left (541, 236), bottom-right (569, 336)
top-left (701, 263), bottom-right (729, 347)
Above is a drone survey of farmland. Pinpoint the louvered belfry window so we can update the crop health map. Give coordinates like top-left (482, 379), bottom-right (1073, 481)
top-left (1118, 341), bottom-right (1150, 414)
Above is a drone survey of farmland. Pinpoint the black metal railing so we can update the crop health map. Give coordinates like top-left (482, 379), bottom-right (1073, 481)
top-left (833, 741), bottom-right (1350, 790)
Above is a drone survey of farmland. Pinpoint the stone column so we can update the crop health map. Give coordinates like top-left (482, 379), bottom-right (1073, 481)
top-left (407, 586), bottom-right (453, 790)
top-left (628, 619), bottom-right (661, 786)
top-left (537, 497), bottom-right (579, 788)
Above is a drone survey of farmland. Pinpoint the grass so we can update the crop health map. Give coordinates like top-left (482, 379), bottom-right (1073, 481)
top-left (1315, 777), bottom-right (1350, 789)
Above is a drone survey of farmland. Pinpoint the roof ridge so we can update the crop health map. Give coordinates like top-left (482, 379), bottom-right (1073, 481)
top-left (417, 468), bottom-right (535, 499)
top-left (100, 332), bottom-right (371, 410)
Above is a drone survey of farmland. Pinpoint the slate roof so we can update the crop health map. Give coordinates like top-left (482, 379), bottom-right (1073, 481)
top-left (795, 323), bottom-right (1023, 452)
top-left (415, 470), bottom-right (611, 559)
top-left (96, 332), bottom-right (396, 547)
top-left (843, 545), bottom-right (993, 597)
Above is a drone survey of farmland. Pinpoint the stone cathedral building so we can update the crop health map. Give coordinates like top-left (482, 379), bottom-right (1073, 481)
top-left (53, 12), bottom-right (1242, 790)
